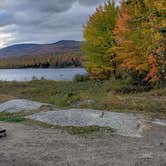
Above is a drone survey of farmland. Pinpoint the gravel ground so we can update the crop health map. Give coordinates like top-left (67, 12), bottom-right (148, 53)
top-left (0, 122), bottom-right (166, 166)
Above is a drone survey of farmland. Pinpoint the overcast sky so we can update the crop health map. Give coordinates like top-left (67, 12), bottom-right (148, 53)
top-left (0, 0), bottom-right (119, 48)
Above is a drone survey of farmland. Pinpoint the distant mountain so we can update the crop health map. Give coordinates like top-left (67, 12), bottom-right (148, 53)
top-left (0, 40), bottom-right (81, 58)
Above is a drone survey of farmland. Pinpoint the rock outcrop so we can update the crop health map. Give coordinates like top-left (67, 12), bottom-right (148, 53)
top-left (0, 99), bottom-right (49, 113)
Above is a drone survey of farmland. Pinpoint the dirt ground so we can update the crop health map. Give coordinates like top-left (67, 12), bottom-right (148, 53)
top-left (0, 122), bottom-right (166, 166)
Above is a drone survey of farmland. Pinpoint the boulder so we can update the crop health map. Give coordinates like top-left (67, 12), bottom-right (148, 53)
top-left (27, 109), bottom-right (146, 137)
top-left (0, 99), bottom-right (49, 113)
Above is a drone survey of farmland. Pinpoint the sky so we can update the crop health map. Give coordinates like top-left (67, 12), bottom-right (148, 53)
top-left (0, 0), bottom-right (119, 48)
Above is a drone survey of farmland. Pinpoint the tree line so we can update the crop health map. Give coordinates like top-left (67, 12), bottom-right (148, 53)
top-left (0, 52), bottom-right (83, 69)
top-left (83, 0), bottom-right (165, 86)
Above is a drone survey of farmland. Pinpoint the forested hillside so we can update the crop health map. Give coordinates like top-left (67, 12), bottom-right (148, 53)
top-left (0, 40), bottom-right (83, 68)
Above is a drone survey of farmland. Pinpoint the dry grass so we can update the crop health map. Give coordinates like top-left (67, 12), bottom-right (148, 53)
top-left (0, 95), bottom-right (15, 103)
top-left (0, 80), bottom-right (165, 117)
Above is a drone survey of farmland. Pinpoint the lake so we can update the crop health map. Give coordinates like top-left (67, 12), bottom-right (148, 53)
top-left (0, 68), bottom-right (87, 82)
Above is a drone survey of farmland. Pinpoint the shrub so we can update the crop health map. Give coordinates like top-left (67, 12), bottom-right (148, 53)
top-left (73, 74), bottom-right (89, 82)
top-left (32, 76), bottom-right (38, 81)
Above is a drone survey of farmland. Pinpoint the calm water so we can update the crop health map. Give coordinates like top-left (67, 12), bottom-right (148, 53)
top-left (0, 68), bottom-right (87, 82)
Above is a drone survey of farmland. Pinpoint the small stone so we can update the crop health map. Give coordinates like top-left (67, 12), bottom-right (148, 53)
top-left (139, 153), bottom-right (153, 159)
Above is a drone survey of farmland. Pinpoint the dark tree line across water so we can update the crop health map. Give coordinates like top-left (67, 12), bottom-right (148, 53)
top-left (0, 52), bottom-right (83, 69)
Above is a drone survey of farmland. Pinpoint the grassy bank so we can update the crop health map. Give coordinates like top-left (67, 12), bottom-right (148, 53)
top-left (0, 80), bottom-right (165, 117)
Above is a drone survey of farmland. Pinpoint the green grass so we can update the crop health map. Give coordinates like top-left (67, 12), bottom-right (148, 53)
top-left (0, 80), bottom-right (165, 117)
top-left (66, 126), bottom-right (114, 135)
top-left (0, 112), bottom-right (26, 123)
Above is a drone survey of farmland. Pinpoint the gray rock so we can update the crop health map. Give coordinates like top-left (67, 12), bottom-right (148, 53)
top-left (27, 109), bottom-right (147, 137)
top-left (152, 119), bottom-right (166, 127)
top-left (0, 99), bottom-right (49, 113)
top-left (139, 153), bottom-right (153, 159)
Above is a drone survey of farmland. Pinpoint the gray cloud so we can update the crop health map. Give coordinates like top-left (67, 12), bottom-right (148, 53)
top-left (0, 0), bottom-right (109, 48)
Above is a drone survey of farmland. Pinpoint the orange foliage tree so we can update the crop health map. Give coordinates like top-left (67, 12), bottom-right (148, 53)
top-left (113, 0), bottom-right (165, 84)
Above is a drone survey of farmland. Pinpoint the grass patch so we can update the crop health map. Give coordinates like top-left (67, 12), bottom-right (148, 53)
top-left (0, 80), bottom-right (165, 117)
top-left (0, 112), bottom-right (26, 123)
top-left (66, 126), bottom-right (113, 135)
top-left (0, 95), bottom-right (15, 103)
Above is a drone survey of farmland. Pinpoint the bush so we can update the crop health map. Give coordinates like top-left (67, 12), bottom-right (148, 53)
top-left (114, 85), bottom-right (152, 93)
top-left (73, 74), bottom-right (89, 82)
top-left (32, 76), bottom-right (38, 81)
top-left (105, 79), bottom-right (152, 94)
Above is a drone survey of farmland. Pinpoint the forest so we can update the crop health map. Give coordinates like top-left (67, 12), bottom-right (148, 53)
top-left (0, 51), bottom-right (83, 69)
top-left (83, 0), bottom-right (165, 86)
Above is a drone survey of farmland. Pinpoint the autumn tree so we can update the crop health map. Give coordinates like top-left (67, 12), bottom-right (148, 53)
top-left (114, 0), bottom-right (149, 76)
top-left (144, 0), bottom-right (166, 83)
top-left (114, 0), bottom-right (165, 84)
top-left (82, 0), bottom-right (118, 80)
